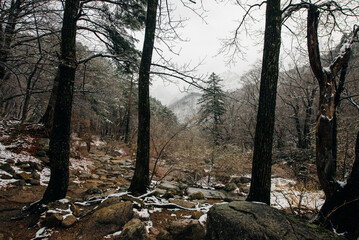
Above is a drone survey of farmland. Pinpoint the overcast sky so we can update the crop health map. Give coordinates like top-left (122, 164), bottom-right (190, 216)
top-left (150, 1), bottom-right (266, 105)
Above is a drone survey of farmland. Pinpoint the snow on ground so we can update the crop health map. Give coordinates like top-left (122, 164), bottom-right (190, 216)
top-left (270, 177), bottom-right (325, 211)
top-left (70, 157), bottom-right (94, 173)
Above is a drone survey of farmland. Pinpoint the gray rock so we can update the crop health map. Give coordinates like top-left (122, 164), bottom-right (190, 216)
top-left (169, 199), bottom-right (196, 209)
top-left (224, 183), bottom-right (237, 192)
top-left (114, 218), bottom-right (149, 240)
top-left (158, 181), bottom-right (180, 191)
top-left (190, 191), bottom-right (204, 200)
top-left (230, 176), bottom-right (251, 185)
top-left (206, 201), bottom-right (345, 240)
top-left (157, 219), bottom-right (205, 240)
top-left (187, 188), bottom-right (226, 200)
top-left (38, 138), bottom-right (50, 148)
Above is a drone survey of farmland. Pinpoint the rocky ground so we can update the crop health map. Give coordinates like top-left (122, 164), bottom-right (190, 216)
top-left (0, 120), bottom-right (325, 240)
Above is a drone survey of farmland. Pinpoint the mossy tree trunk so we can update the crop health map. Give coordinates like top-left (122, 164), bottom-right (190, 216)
top-left (246, 0), bottom-right (282, 205)
top-left (129, 0), bottom-right (158, 195)
top-left (41, 0), bottom-right (79, 204)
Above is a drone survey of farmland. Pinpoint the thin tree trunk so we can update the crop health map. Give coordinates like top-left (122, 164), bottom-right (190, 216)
top-left (129, 0), bottom-right (158, 195)
top-left (41, 0), bottom-right (79, 204)
top-left (124, 76), bottom-right (133, 144)
top-left (21, 57), bottom-right (42, 122)
top-left (246, 0), bottom-right (282, 204)
top-left (40, 71), bottom-right (60, 133)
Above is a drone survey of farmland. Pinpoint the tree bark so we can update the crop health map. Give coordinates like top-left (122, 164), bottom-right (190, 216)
top-left (0, 0), bottom-right (23, 81)
top-left (246, 0), bottom-right (282, 204)
top-left (41, 0), bottom-right (79, 204)
top-left (39, 70), bottom-right (60, 133)
top-left (124, 76), bottom-right (133, 144)
top-left (307, 4), bottom-right (352, 199)
top-left (315, 132), bottom-right (359, 239)
top-left (129, 0), bottom-right (158, 195)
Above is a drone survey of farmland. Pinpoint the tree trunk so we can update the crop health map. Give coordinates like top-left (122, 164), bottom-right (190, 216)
top-left (246, 0), bottom-right (282, 204)
top-left (40, 70), bottom-right (60, 134)
top-left (129, 0), bottom-right (158, 195)
top-left (315, 132), bottom-right (359, 239)
top-left (0, 0), bottom-right (23, 81)
top-left (124, 76), bottom-right (133, 144)
top-left (41, 0), bottom-right (79, 204)
top-left (307, 4), bottom-right (353, 199)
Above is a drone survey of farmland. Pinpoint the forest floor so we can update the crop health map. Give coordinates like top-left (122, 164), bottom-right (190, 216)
top-left (0, 120), bottom-right (325, 239)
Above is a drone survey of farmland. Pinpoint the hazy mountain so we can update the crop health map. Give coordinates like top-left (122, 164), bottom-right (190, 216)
top-left (168, 92), bottom-right (202, 123)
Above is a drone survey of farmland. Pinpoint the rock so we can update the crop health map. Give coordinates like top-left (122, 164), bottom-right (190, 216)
top-left (230, 176), bottom-right (251, 185)
top-left (114, 218), bottom-right (149, 240)
top-left (187, 188), bottom-right (226, 200)
top-left (0, 163), bottom-right (14, 175)
top-left (43, 213), bottom-right (63, 227)
top-left (191, 211), bottom-right (203, 219)
top-left (13, 179), bottom-right (26, 186)
top-left (29, 179), bottom-right (40, 185)
top-left (79, 201), bottom-right (133, 239)
top-left (38, 138), bottom-right (50, 148)
top-left (178, 183), bottom-right (188, 191)
top-left (163, 192), bottom-right (174, 199)
top-left (79, 172), bottom-right (91, 179)
top-left (0, 174), bottom-right (12, 180)
top-left (224, 183), bottom-right (237, 192)
top-left (29, 162), bottom-right (43, 171)
top-left (70, 203), bottom-right (81, 217)
top-left (5, 159), bottom-right (15, 164)
top-left (154, 188), bottom-right (167, 197)
top-left (239, 184), bottom-right (250, 194)
top-left (158, 181), bottom-right (180, 191)
top-left (169, 199), bottom-right (196, 209)
top-left (92, 201), bottom-right (133, 225)
top-left (189, 192), bottom-right (204, 200)
top-left (0, 230), bottom-right (14, 240)
top-left (35, 150), bottom-right (47, 158)
top-left (149, 227), bottom-right (160, 235)
top-left (157, 219), bottom-right (205, 240)
top-left (31, 171), bottom-right (40, 180)
top-left (91, 174), bottom-right (99, 179)
top-left (61, 215), bottom-right (77, 228)
top-left (85, 188), bottom-right (102, 195)
top-left (112, 165), bottom-right (122, 171)
top-left (206, 201), bottom-right (345, 240)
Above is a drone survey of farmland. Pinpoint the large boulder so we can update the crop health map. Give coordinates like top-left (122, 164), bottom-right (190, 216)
top-left (206, 201), bottom-right (344, 240)
top-left (78, 201), bottom-right (133, 239)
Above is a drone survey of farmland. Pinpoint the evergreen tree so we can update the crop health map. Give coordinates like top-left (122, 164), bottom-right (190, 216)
top-left (198, 73), bottom-right (226, 145)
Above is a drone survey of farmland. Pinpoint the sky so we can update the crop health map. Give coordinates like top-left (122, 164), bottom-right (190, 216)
top-left (149, 1), bottom-right (266, 105)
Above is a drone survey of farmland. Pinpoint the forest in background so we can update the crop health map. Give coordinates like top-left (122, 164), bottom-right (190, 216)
top-left (1, 0), bottom-right (359, 239)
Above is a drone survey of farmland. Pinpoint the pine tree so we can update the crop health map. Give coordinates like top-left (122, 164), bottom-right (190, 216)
top-left (198, 72), bottom-right (226, 145)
